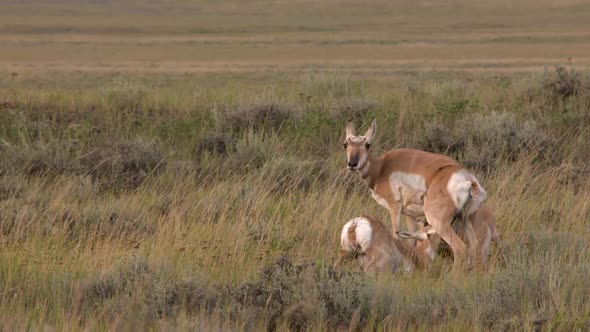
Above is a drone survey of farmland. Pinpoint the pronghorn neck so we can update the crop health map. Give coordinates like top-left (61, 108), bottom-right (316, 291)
top-left (358, 153), bottom-right (381, 189)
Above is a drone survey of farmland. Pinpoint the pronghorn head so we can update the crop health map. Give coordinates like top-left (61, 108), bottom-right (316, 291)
top-left (343, 119), bottom-right (376, 171)
top-left (397, 221), bottom-right (438, 262)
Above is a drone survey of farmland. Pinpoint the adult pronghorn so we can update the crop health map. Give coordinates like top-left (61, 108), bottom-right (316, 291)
top-left (343, 119), bottom-right (487, 270)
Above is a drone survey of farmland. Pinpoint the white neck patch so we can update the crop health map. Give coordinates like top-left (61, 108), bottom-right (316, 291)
top-left (358, 159), bottom-right (370, 178)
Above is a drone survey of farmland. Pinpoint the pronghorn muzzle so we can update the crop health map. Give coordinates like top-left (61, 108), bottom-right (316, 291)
top-left (347, 155), bottom-right (359, 170)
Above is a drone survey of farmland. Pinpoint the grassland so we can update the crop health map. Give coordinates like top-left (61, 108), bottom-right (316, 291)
top-left (1, 0), bottom-right (590, 330)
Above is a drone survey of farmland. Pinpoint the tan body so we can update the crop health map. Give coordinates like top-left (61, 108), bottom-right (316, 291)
top-left (335, 215), bottom-right (434, 273)
top-left (454, 203), bottom-right (501, 267)
top-left (401, 203), bottom-right (501, 269)
top-left (344, 120), bottom-right (487, 270)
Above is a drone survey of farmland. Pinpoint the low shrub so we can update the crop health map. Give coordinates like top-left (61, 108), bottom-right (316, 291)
top-left (81, 256), bottom-right (151, 311)
top-left (80, 138), bottom-right (166, 190)
top-left (418, 112), bottom-right (557, 173)
top-left (80, 257), bottom-right (219, 325)
top-left (330, 97), bottom-right (378, 123)
top-left (224, 101), bottom-right (301, 132)
top-left (0, 139), bottom-right (79, 176)
top-left (544, 66), bottom-right (589, 100)
top-left (194, 133), bottom-right (235, 156)
top-left (223, 131), bottom-right (283, 174)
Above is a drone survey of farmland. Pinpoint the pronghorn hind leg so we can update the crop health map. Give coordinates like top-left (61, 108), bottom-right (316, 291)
top-left (424, 173), bottom-right (472, 272)
top-left (462, 219), bottom-right (478, 270)
top-left (424, 202), bottom-right (468, 271)
top-left (436, 221), bottom-right (468, 272)
top-left (362, 255), bottom-right (378, 273)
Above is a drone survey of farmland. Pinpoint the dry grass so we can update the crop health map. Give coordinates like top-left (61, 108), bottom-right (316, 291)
top-left (1, 68), bottom-right (590, 330)
top-left (2, 1), bottom-right (590, 329)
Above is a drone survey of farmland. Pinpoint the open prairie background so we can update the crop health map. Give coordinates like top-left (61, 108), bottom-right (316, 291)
top-left (1, 0), bottom-right (590, 330)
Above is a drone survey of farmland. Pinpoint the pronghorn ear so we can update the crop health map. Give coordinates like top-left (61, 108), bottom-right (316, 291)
top-left (364, 119), bottom-right (377, 143)
top-left (345, 121), bottom-right (355, 139)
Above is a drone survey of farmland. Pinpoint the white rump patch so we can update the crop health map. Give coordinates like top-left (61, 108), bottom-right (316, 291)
top-left (340, 217), bottom-right (372, 253)
top-left (447, 171), bottom-right (472, 210)
top-left (447, 170), bottom-right (487, 214)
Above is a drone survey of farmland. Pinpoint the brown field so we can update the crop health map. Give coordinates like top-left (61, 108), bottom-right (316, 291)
top-left (2, 0), bottom-right (590, 80)
top-left (1, 0), bottom-right (590, 330)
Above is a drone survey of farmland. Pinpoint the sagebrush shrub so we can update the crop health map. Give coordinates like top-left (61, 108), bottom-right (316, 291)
top-left (81, 257), bottom-right (150, 311)
top-left (418, 112), bottom-right (557, 173)
top-left (330, 97), bottom-right (378, 123)
top-left (0, 139), bottom-right (79, 176)
top-left (224, 101), bottom-right (300, 132)
top-left (80, 138), bottom-right (165, 190)
top-left (194, 133), bottom-right (235, 156)
top-left (545, 66), bottom-right (585, 100)
top-left (223, 131), bottom-right (283, 174)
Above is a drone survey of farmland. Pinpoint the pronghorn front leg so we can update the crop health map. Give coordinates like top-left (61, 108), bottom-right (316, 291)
top-left (388, 202), bottom-right (402, 239)
top-left (404, 216), bottom-right (418, 248)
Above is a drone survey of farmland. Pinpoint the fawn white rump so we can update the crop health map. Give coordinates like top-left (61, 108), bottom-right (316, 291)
top-left (343, 119), bottom-right (487, 271)
top-left (335, 215), bottom-right (434, 273)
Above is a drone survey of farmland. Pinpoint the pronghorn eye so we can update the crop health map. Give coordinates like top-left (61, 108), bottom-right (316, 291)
top-left (343, 142), bottom-right (348, 149)
top-left (365, 143), bottom-right (371, 149)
